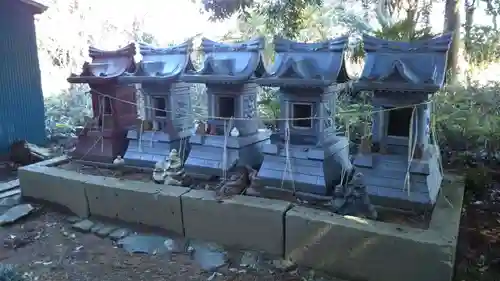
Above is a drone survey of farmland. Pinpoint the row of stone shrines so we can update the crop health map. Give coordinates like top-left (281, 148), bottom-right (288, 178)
top-left (67, 34), bottom-right (453, 212)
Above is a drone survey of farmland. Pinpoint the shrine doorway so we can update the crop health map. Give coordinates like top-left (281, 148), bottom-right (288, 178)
top-left (386, 107), bottom-right (413, 137)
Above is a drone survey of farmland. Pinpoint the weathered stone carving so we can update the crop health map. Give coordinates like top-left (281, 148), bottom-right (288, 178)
top-left (322, 101), bottom-right (333, 129)
top-left (331, 168), bottom-right (378, 219)
top-left (152, 149), bottom-right (190, 186)
top-left (216, 166), bottom-right (258, 199)
top-left (242, 94), bottom-right (257, 119)
top-left (164, 149), bottom-right (189, 186)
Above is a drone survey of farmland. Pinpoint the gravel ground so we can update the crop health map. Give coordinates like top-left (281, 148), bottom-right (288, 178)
top-left (0, 209), bottom-right (332, 281)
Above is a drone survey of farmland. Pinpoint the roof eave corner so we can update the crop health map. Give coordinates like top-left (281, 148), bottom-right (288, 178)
top-left (20, 0), bottom-right (48, 14)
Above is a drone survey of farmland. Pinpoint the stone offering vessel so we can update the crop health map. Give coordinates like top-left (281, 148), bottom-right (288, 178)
top-left (67, 43), bottom-right (137, 162)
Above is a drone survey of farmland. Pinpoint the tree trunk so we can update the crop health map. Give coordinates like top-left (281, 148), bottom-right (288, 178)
top-left (444, 0), bottom-right (461, 84)
top-left (464, 3), bottom-right (475, 84)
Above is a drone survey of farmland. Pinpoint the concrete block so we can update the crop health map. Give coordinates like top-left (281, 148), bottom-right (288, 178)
top-left (181, 189), bottom-right (291, 256)
top-left (18, 166), bottom-right (89, 217)
top-left (84, 176), bottom-right (189, 235)
top-left (285, 178), bottom-right (464, 281)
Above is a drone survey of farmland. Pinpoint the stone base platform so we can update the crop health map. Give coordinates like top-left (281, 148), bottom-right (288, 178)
top-left (184, 131), bottom-right (270, 178)
top-left (18, 156), bottom-right (463, 281)
top-left (256, 136), bottom-right (349, 195)
top-left (123, 130), bottom-right (191, 168)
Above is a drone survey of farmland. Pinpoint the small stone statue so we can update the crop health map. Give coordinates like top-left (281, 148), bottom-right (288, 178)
top-left (331, 168), bottom-right (378, 220)
top-left (164, 149), bottom-right (190, 186)
top-left (194, 121), bottom-right (206, 135)
top-left (230, 127), bottom-right (240, 137)
top-left (216, 166), bottom-right (254, 199)
top-left (112, 155), bottom-right (126, 177)
top-left (152, 157), bottom-right (168, 183)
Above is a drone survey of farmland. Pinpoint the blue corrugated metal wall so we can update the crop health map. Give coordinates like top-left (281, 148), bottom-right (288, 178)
top-left (0, 0), bottom-right (46, 153)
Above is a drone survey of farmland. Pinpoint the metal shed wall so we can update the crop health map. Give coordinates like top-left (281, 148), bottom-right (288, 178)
top-left (0, 0), bottom-right (46, 153)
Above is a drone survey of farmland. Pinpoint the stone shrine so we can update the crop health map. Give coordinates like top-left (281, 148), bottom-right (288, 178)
top-left (182, 37), bottom-right (270, 178)
top-left (254, 37), bottom-right (351, 195)
top-left (67, 43), bottom-right (137, 162)
top-left (353, 34), bottom-right (452, 211)
top-left (119, 41), bottom-right (193, 167)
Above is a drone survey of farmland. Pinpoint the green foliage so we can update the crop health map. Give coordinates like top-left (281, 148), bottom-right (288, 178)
top-left (202, 0), bottom-right (324, 38)
top-left (371, 18), bottom-right (435, 41)
top-left (466, 25), bottom-right (500, 66)
top-left (434, 83), bottom-right (500, 154)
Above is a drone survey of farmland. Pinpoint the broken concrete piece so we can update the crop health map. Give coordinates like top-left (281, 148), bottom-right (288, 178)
top-left (0, 204), bottom-right (34, 226)
top-left (90, 223), bottom-right (105, 233)
top-left (108, 228), bottom-right (130, 241)
top-left (95, 225), bottom-right (117, 238)
top-left (0, 195), bottom-right (21, 207)
top-left (66, 216), bottom-right (81, 224)
top-left (189, 241), bottom-right (228, 272)
top-left (117, 235), bottom-right (169, 255)
top-left (72, 219), bottom-right (94, 232)
top-left (163, 238), bottom-right (187, 253)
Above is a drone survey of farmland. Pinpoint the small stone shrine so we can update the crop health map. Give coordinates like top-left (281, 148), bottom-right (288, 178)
top-left (353, 34), bottom-right (452, 211)
top-left (67, 43), bottom-right (137, 162)
top-left (182, 38), bottom-right (271, 178)
top-left (254, 37), bottom-right (351, 195)
top-left (119, 41), bottom-right (193, 167)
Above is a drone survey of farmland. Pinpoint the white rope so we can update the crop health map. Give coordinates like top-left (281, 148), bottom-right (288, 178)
top-left (137, 120), bottom-right (144, 152)
top-left (403, 106), bottom-right (417, 196)
top-left (150, 121), bottom-right (156, 148)
top-left (179, 119), bottom-right (188, 163)
top-left (339, 119), bottom-right (350, 186)
top-left (221, 118), bottom-right (233, 181)
top-left (100, 96), bottom-right (105, 153)
top-left (430, 103), bottom-right (444, 177)
top-left (87, 89), bottom-right (432, 122)
top-left (281, 122), bottom-right (296, 193)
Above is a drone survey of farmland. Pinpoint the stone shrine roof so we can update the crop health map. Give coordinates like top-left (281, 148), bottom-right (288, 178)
top-left (181, 37), bottom-right (264, 84)
top-left (119, 40), bottom-right (193, 84)
top-left (355, 33), bottom-right (453, 92)
top-left (255, 36), bottom-right (350, 88)
top-left (68, 43), bottom-right (136, 84)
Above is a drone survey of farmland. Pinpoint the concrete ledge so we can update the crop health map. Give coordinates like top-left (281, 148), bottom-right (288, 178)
top-left (285, 175), bottom-right (464, 281)
top-left (181, 189), bottom-right (291, 256)
top-left (85, 176), bottom-right (188, 235)
top-left (18, 158), bottom-right (190, 235)
top-left (19, 165), bottom-right (89, 217)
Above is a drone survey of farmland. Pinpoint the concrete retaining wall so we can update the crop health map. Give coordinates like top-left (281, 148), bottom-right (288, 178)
top-left (18, 159), bottom-right (464, 281)
top-left (181, 189), bottom-right (290, 255)
top-left (85, 176), bottom-right (188, 235)
top-left (285, 176), bottom-right (464, 281)
top-left (19, 164), bottom-right (89, 217)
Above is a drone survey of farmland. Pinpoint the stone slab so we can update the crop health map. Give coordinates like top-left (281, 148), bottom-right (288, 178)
top-left (18, 165), bottom-right (89, 217)
top-left (84, 176), bottom-right (189, 235)
top-left (284, 176), bottom-right (464, 281)
top-left (72, 219), bottom-right (94, 232)
top-left (181, 189), bottom-right (291, 256)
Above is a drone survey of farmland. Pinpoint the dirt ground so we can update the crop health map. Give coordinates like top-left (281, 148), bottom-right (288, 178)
top-left (454, 182), bottom-right (500, 281)
top-left (0, 208), bottom-right (326, 281)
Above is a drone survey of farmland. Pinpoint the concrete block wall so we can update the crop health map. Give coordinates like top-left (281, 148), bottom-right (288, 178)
top-left (18, 158), bottom-right (463, 281)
